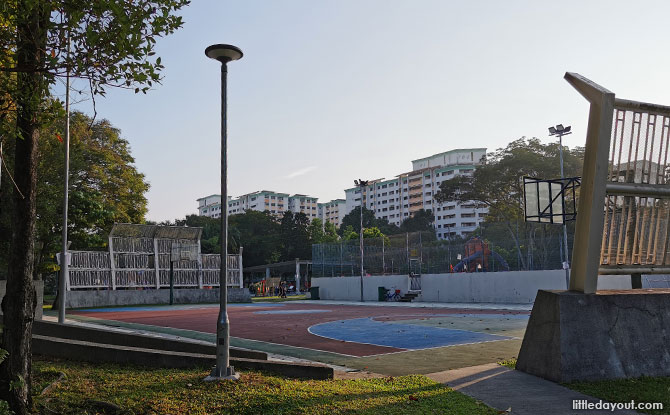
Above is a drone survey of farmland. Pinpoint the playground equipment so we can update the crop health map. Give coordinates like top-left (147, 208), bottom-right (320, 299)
top-left (453, 237), bottom-right (510, 272)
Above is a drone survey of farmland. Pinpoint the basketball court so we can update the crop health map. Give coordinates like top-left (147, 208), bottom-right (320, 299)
top-left (66, 301), bottom-right (530, 376)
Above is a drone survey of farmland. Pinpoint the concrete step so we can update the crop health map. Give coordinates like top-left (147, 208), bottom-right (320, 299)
top-left (33, 335), bottom-right (334, 380)
top-left (33, 319), bottom-right (267, 360)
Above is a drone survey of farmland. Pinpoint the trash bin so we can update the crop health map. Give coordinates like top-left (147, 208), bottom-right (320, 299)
top-left (378, 287), bottom-right (386, 302)
top-left (309, 286), bottom-right (319, 300)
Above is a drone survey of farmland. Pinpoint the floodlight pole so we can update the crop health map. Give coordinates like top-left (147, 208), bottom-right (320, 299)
top-left (550, 124), bottom-right (572, 289)
top-left (59, 40), bottom-right (71, 324)
top-left (205, 44), bottom-right (243, 381)
top-left (355, 179), bottom-right (368, 302)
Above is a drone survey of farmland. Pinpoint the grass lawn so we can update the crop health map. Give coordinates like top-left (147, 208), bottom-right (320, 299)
top-left (43, 294), bottom-right (55, 306)
top-left (33, 358), bottom-right (496, 415)
top-left (498, 358), bottom-right (669, 415)
top-left (566, 378), bottom-right (670, 415)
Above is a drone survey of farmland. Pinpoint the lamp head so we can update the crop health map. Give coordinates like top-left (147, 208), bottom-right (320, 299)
top-left (548, 126), bottom-right (557, 135)
top-left (556, 124), bottom-right (565, 132)
top-left (205, 44), bottom-right (243, 63)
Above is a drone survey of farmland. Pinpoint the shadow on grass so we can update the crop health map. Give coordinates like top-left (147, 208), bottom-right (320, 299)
top-left (33, 359), bottom-right (496, 415)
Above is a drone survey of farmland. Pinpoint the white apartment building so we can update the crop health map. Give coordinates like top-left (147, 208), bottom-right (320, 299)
top-left (197, 191), bottom-right (319, 220)
top-left (197, 194), bottom-right (226, 218)
top-left (344, 148), bottom-right (488, 239)
top-left (317, 199), bottom-right (346, 227)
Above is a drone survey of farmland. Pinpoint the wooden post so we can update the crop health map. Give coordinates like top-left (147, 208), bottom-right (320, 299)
top-left (295, 258), bottom-right (300, 294)
top-left (108, 235), bottom-right (116, 290)
top-left (238, 247), bottom-right (243, 288)
top-left (153, 238), bottom-right (160, 289)
top-left (197, 239), bottom-right (203, 289)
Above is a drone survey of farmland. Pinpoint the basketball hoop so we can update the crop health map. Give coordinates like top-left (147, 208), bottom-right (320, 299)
top-left (523, 176), bottom-right (580, 224)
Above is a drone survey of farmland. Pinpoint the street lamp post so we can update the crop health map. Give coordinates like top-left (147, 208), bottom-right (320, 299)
top-left (59, 46), bottom-right (71, 324)
top-left (354, 179), bottom-right (369, 302)
top-left (205, 43), bottom-right (243, 381)
top-left (549, 124), bottom-right (572, 289)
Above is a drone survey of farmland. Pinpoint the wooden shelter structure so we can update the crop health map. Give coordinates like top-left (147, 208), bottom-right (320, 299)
top-left (67, 223), bottom-right (243, 290)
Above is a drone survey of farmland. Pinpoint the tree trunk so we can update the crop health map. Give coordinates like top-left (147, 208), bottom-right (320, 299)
top-left (505, 221), bottom-right (527, 270)
top-left (0, 3), bottom-right (48, 413)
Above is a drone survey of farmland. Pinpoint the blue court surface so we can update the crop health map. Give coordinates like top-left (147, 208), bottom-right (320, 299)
top-left (308, 317), bottom-right (512, 350)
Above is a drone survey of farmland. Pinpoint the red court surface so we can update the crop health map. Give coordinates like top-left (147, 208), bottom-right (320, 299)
top-left (72, 303), bottom-right (528, 357)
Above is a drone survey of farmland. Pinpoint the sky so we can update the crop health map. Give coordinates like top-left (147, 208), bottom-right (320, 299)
top-left (65, 0), bottom-right (670, 222)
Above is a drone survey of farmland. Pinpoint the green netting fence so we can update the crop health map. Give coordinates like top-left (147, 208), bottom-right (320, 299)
top-left (312, 228), bottom-right (573, 278)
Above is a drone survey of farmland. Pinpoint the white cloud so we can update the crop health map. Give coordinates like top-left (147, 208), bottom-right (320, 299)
top-left (284, 166), bottom-right (317, 179)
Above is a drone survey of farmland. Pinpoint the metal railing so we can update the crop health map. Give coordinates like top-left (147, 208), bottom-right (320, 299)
top-left (565, 72), bottom-right (670, 292)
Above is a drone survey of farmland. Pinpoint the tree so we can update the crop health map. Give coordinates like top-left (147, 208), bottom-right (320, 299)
top-left (399, 209), bottom-right (435, 234)
top-left (278, 211), bottom-right (311, 261)
top-left (339, 206), bottom-right (400, 236)
top-left (308, 218), bottom-right (339, 244)
top-left (0, 2), bottom-right (189, 412)
top-left (228, 210), bottom-right (281, 267)
top-left (434, 137), bottom-right (583, 270)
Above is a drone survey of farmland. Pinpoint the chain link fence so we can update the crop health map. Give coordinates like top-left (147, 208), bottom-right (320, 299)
top-left (312, 226), bottom-right (574, 278)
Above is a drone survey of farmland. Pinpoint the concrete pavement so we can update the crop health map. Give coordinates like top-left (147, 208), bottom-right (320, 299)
top-left (427, 363), bottom-right (641, 415)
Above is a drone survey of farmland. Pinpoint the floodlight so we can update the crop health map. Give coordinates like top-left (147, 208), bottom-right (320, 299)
top-left (556, 124), bottom-right (564, 132)
top-left (549, 127), bottom-right (557, 134)
top-left (564, 126), bottom-right (571, 133)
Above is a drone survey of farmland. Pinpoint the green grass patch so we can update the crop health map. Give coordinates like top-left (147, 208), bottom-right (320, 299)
top-left (497, 358), bottom-right (516, 369)
top-left (33, 358), bottom-right (496, 415)
top-left (43, 294), bottom-right (56, 306)
top-left (252, 295), bottom-right (307, 303)
top-left (565, 377), bottom-right (670, 415)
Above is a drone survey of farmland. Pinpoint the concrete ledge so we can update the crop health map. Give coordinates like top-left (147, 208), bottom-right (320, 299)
top-left (33, 335), bottom-right (334, 380)
top-left (517, 289), bottom-right (670, 382)
top-left (0, 280), bottom-right (44, 319)
top-left (33, 320), bottom-right (267, 360)
top-left (64, 287), bottom-right (251, 308)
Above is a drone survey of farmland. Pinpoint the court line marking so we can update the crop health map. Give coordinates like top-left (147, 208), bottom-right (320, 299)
top-left (307, 317), bottom-right (518, 357)
top-left (230, 337), bottom-right (360, 358)
top-left (69, 312), bottom-right (363, 359)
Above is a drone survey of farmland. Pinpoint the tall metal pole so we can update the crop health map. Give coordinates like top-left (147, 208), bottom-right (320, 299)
top-left (559, 133), bottom-right (570, 289)
top-left (359, 188), bottom-right (364, 302)
top-left (58, 39), bottom-right (71, 324)
top-left (215, 60), bottom-right (234, 378)
top-left (204, 44), bottom-right (243, 380)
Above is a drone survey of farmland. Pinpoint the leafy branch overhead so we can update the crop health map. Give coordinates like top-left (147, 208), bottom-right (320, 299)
top-left (0, 0), bottom-right (190, 96)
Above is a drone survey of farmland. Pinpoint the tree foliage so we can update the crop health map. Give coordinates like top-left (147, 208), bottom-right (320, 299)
top-left (162, 211), bottom-right (336, 268)
top-left (435, 137), bottom-right (584, 269)
top-left (339, 206), bottom-right (400, 236)
top-left (399, 209), bottom-right (435, 234)
top-left (1, 111), bottom-right (149, 279)
top-left (0, 1), bottom-right (189, 412)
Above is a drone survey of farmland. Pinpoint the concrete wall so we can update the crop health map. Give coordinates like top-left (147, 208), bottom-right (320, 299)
top-left (312, 271), bottom-right (633, 304)
top-left (422, 271), bottom-right (632, 304)
top-left (0, 280), bottom-right (44, 319)
top-left (313, 275), bottom-right (409, 302)
top-left (65, 287), bottom-right (250, 309)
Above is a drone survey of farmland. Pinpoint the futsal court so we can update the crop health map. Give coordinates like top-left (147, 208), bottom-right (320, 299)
top-left (69, 301), bottom-right (529, 376)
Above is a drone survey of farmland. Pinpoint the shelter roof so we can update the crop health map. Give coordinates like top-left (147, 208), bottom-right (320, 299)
top-left (109, 223), bottom-right (202, 241)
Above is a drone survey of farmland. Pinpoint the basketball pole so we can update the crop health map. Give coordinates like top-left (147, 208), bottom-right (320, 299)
top-left (550, 125), bottom-right (572, 290)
